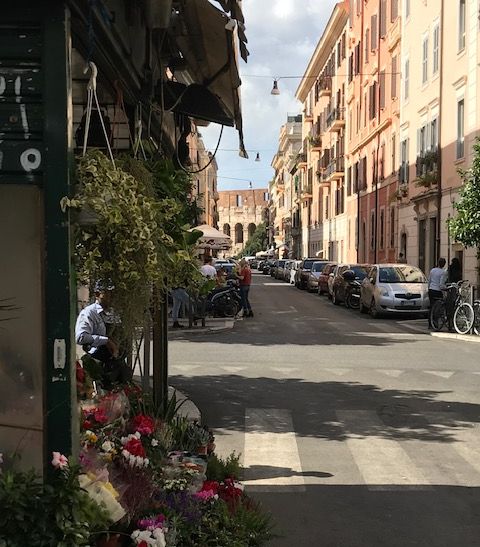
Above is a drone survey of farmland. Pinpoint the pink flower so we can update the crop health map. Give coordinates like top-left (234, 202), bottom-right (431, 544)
top-left (51, 451), bottom-right (68, 469)
top-left (194, 489), bottom-right (217, 501)
top-left (131, 414), bottom-right (155, 436)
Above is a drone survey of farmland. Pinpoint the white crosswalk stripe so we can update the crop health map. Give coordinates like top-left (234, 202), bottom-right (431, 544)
top-left (241, 408), bottom-right (480, 494)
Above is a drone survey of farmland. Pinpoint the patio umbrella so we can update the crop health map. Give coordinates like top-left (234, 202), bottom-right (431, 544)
top-left (190, 224), bottom-right (232, 250)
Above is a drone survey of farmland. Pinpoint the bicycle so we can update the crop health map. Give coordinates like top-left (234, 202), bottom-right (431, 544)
top-left (430, 280), bottom-right (474, 334)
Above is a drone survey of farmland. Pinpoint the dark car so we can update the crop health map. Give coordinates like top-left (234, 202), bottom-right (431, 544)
top-left (270, 260), bottom-right (279, 277)
top-left (295, 258), bottom-right (320, 289)
top-left (263, 260), bottom-right (275, 275)
top-left (258, 260), bottom-right (266, 272)
top-left (317, 262), bottom-right (337, 295)
top-left (275, 259), bottom-right (287, 280)
top-left (331, 264), bottom-right (370, 305)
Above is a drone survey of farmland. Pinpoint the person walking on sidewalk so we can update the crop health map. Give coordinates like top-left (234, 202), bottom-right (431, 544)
top-left (238, 258), bottom-right (253, 317)
top-left (428, 258), bottom-right (447, 328)
top-left (171, 287), bottom-right (190, 329)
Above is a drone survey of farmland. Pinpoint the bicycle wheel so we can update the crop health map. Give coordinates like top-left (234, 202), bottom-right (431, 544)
top-left (473, 301), bottom-right (480, 335)
top-left (453, 302), bottom-right (474, 334)
top-left (430, 300), bottom-right (447, 331)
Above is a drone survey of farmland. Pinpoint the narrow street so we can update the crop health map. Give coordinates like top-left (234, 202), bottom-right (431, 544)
top-left (170, 272), bottom-right (480, 547)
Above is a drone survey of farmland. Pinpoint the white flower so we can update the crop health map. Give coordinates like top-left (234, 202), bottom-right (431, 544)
top-left (151, 438), bottom-right (159, 447)
top-left (144, 458), bottom-right (150, 467)
top-left (101, 440), bottom-right (113, 452)
top-left (152, 528), bottom-right (166, 547)
top-left (51, 451), bottom-right (68, 469)
top-left (134, 431), bottom-right (141, 439)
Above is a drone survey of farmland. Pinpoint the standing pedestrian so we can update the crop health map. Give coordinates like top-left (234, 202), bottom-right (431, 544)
top-left (238, 258), bottom-right (253, 317)
top-left (200, 256), bottom-right (217, 279)
top-left (171, 287), bottom-right (190, 329)
top-left (428, 258), bottom-right (447, 328)
top-left (447, 257), bottom-right (462, 283)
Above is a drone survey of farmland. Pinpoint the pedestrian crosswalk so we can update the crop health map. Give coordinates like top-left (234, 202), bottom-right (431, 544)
top-left (242, 408), bottom-right (480, 492)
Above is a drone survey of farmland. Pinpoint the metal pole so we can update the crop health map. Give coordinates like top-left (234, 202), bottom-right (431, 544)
top-left (152, 288), bottom-right (168, 413)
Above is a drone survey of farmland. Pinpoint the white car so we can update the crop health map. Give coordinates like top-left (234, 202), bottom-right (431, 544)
top-left (289, 260), bottom-right (302, 284)
top-left (360, 264), bottom-right (429, 318)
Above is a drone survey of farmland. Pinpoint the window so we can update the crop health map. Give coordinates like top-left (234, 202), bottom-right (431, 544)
top-left (404, 58), bottom-right (410, 101)
top-left (391, 56), bottom-right (397, 98)
top-left (365, 29), bottom-right (370, 63)
top-left (236, 194), bottom-right (243, 207)
top-left (422, 36), bottom-right (428, 84)
top-left (364, 92), bottom-right (367, 127)
top-left (391, 133), bottom-right (396, 175)
top-left (379, 209), bottom-right (385, 249)
top-left (370, 211), bottom-right (376, 250)
top-left (379, 70), bottom-right (386, 109)
top-left (369, 82), bottom-right (377, 120)
top-left (371, 14), bottom-right (378, 51)
top-left (347, 166), bottom-right (352, 196)
top-left (405, 0), bottom-right (410, 18)
top-left (380, 0), bottom-right (387, 38)
top-left (459, 0), bottom-right (466, 52)
top-left (400, 138), bottom-right (409, 183)
top-left (264, 191), bottom-right (269, 201)
top-left (433, 24), bottom-right (440, 74)
top-left (390, 207), bottom-right (395, 248)
top-left (391, 0), bottom-right (398, 21)
top-left (430, 118), bottom-right (438, 150)
top-left (457, 98), bottom-right (465, 159)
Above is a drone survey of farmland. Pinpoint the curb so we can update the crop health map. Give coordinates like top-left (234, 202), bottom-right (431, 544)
top-left (430, 331), bottom-right (480, 343)
top-left (168, 385), bottom-right (201, 422)
top-left (168, 318), bottom-right (235, 336)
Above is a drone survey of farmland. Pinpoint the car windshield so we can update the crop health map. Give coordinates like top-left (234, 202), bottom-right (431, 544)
top-left (312, 262), bottom-right (325, 272)
top-left (378, 266), bottom-right (426, 283)
top-left (351, 266), bottom-right (369, 279)
top-left (303, 259), bottom-right (316, 269)
top-left (278, 260), bottom-right (286, 266)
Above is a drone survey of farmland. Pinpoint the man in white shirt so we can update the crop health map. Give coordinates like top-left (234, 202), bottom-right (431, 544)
top-left (75, 280), bottom-right (132, 386)
top-left (200, 256), bottom-right (217, 278)
top-left (428, 258), bottom-right (447, 328)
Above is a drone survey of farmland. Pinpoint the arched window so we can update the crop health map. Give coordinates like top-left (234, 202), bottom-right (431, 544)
top-left (235, 223), bottom-right (244, 244)
top-left (248, 223), bottom-right (256, 239)
top-left (223, 223), bottom-right (231, 236)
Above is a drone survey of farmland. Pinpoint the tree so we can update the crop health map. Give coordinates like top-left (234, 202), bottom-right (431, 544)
top-left (448, 139), bottom-right (480, 253)
top-left (241, 223), bottom-right (267, 256)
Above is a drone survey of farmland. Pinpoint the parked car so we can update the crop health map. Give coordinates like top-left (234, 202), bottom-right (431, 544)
top-left (327, 264), bottom-right (342, 298)
top-left (331, 264), bottom-right (370, 306)
top-left (275, 259), bottom-right (287, 280)
top-left (270, 260), bottom-right (278, 277)
top-left (306, 261), bottom-right (329, 292)
top-left (262, 260), bottom-right (275, 275)
top-left (295, 258), bottom-right (320, 289)
top-left (289, 260), bottom-right (302, 284)
top-left (317, 262), bottom-right (337, 295)
top-left (360, 264), bottom-right (429, 318)
top-left (258, 260), bottom-right (266, 272)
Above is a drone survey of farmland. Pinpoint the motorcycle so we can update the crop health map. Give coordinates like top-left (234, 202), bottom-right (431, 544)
top-left (196, 279), bottom-right (242, 318)
top-left (343, 271), bottom-right (362, 310)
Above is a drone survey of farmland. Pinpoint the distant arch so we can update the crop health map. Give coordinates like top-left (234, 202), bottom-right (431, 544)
top-left (248, 223), bottom-right (256, 239)
top-left (223, 223), bottom-right (231, 236)
top-left (235, 223), bottom-right (244, 244)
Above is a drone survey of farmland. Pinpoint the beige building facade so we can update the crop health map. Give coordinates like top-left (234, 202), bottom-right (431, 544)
top-left (217, 189), bottom-right (269, 256)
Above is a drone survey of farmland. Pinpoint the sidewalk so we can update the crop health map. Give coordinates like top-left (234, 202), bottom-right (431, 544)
top-left (399, 319), bottom-right (480, 343)
top-left (167, 316), bottom-right (236, 335)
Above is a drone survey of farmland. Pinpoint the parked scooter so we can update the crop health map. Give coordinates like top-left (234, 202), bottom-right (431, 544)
top-left (195, 278), bottom-right (241, 318)
top-left (343, 270), bottom-right (362, 309)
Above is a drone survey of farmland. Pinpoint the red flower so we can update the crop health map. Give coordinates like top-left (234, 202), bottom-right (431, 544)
top-left (82, 420), bottom-right (93, 430)
top-left (131, 414), bottom-right (155, 436)
top-left (124, 438), bottom-right (145, 457)
top-left (76, 362), bottom-right (85, 383)
top-left (94, 408), bottom-right (109, 424)
top-left (138, 542), bottom-right (148, 547)
top-left (200, 480), bottom-right (219, 494)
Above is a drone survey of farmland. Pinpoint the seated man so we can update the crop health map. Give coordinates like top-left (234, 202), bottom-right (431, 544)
top-left (75, 280), bottom-right (132, 387)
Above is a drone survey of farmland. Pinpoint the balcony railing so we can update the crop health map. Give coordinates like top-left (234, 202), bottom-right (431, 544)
top-left (326, 107), bottom-right (345, 130)
top-left (319, 76), bottom-right (332, 97)
top-left (325, 157), bottom-right (345, 180)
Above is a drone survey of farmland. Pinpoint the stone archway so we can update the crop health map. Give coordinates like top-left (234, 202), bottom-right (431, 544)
top-left (235, 223), bottom-right (244, 244)
top-left (223, 223), bottom-right (231, 236)
top-left (247, 223), bottom-right (256, 239)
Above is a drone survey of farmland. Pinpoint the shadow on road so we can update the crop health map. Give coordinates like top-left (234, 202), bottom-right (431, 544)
top-left (171, 374), bottom-right (480, 443)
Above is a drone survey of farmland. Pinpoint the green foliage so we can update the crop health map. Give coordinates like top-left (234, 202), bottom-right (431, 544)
top-left (0, 464), bottom-right (110, 547)
top-left (207, 451), bottom-right (242, 481)
top-left (449, 139), bottom-right (480, 251)
top-left (242, 223), bottom-right (268, 256)
top-left (63, 150), bottom-right (205, 338)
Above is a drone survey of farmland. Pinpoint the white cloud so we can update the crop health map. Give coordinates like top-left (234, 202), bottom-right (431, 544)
top-left (202, 0), bottom-right (338, 191)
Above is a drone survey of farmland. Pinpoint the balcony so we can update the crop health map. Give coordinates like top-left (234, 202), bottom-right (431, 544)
top-left (325, 156), bottom-right (345, 182)
top-left (326, 107), bottom-right (345, 132)
top-left (415, 149), bottom-right (439, 190)
top-left (309, 134), bottom-right (322, 151)
top-left (319, 76), bottom-right (332, 98)
top-left (296, 152), bottom-right (307, 168)
top-left (301, 183), bottom-right (313, 199)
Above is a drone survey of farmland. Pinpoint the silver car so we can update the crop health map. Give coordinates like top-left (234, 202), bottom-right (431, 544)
top-left (360, 264), bottom-right (429, 318)
top-left (307, 261), bottom-right (328, 292)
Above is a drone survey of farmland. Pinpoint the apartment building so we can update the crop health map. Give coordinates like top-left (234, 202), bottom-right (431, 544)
top-left (270, 115), bottom-right (303, 256)
top-left (347, 0), bottom-right (401, 265)
top-left (296, 2), bottom-right (349, 260)
top-left (439, 0), bottom-right (479, 283)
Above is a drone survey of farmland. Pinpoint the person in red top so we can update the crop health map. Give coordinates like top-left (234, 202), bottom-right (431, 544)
top-left (238, 259), bottom-right (253, 317)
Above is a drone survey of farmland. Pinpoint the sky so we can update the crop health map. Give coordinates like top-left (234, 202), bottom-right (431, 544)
top-left (201, 0), bottom-right (338, 191)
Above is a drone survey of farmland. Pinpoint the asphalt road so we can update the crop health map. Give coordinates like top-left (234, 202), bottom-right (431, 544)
top-left (169, 272), bottom-right (480, 547)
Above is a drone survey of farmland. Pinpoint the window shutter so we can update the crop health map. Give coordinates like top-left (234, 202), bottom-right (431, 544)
top-left (379, 71), bottom-right (385, 109)
top-left (380, 0), bottom-right (387, 38)
top-left (371, 14), bottom-right (378, 50)
top-left (391, 56), bottom-right (397, 98)
top-left (391, 0), bottom-right (398, 21)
